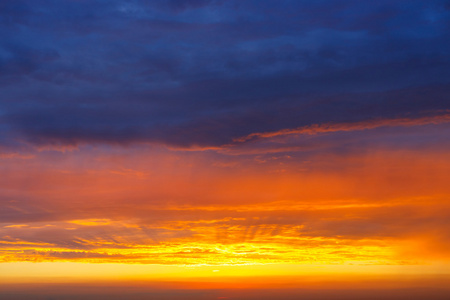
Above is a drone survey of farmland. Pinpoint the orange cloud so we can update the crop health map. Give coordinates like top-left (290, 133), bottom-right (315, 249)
top-left (233, 113), bottom-right (450, 143)
top-left (1, 142), bottom-right (449, 267)
top-left (1, 115), bottom-right (450, 291)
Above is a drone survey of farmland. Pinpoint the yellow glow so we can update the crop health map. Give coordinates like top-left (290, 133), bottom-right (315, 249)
top-left (1, 142), bottom-right (449, 288)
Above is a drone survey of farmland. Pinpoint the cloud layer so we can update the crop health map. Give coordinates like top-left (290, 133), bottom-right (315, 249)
top-left (0, 0), bottom-right (449, 148)
top-left (0, 0), bottom-right (450, 284)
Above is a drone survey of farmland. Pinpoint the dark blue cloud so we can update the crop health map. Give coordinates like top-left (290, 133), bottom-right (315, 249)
top-left (0, 0), bottom-right (449, 147)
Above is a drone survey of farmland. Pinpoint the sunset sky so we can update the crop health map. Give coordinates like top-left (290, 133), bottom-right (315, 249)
top-left (1, 0), bottom-right (450, 299)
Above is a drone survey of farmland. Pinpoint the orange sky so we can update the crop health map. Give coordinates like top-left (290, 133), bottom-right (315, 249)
top-left (1, 121), bottom-right (450, 288)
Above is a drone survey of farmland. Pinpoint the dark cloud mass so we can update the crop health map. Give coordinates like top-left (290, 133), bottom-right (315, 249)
top-left (0, 0), bottom-right (449, 147)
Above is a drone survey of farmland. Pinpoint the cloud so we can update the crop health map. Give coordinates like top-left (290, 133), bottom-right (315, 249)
top-left (0, 141), bottom-right (449, 264)
top-left (0, 1), bottom-right (448, 148)
top-left (2, 199), bottom-right (450, 264)
top-left (233, 113), bottom-right (450, 143)
top-left (0, 0), bottom-right (450, 273)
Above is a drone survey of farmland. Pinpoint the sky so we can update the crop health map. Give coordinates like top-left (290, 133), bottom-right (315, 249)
top-left (1, 0), bottom-right (450, 299)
